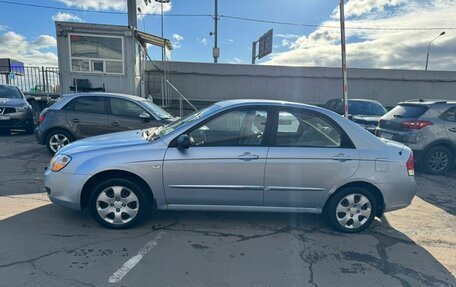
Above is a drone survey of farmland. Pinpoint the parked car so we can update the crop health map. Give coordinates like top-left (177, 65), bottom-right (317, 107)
top-left (35, 92), bottom-right (176, 154)
top-left (44, 99), bottom-right (416, 233)
top-left (324, 99), bottom-right (387, 133)
top-left (376, 100), bottom-right (456, 175)
top-left (0, 84), bottom-right (34, 133)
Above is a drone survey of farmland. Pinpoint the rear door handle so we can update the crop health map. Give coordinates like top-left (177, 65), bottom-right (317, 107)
top-left (237, 153), bottom-right (259, 161)
top-left (449, 128), bottom-right (456, 132)
top-left (111, 121), bottom-right (120, 127)
top-left (71, 118), bottom-right (80, 123)
top-left (332, 153), bottom-right (353, 162)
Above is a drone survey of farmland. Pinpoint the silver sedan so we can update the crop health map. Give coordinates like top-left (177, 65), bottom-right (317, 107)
top-left (44, 100), bottom-right (416, 233)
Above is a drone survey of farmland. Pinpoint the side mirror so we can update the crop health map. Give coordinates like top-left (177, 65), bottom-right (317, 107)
top-left (347, 114), bottom-right (353, 120)
top-left (176, 134), bottom-right (191, 150)
top-left (139, 112), bottom-right (151, 120)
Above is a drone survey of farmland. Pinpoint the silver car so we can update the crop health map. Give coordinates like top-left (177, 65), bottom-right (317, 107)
top-left (44, 100), bottom-right (416, 233)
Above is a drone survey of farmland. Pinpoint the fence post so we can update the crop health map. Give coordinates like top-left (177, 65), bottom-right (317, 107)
top-left (41, 66), bottom-right (46, 93)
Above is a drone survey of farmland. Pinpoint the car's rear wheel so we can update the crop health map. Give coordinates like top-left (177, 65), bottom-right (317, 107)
top-left (423, 146), bottom-right (453, 175)
top-left (88, 178), bottom-right (150, 229)
top-left (45, 129), bottom-right (73, 154)
top-left (326, 187), bottom-right (377, 233)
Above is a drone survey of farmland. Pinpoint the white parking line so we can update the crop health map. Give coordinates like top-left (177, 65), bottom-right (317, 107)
top-left (108, 231), bottom-right (164, 283)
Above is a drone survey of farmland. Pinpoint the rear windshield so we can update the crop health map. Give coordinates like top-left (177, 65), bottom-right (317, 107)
top-left (0, 86), bottom-right (22, 99)
top-left (386, 104), bottom-right (429, 119)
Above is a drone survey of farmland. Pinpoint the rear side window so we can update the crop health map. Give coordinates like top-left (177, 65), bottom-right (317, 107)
top-left (63, 96), bottom-right (106, 114)
top-left (442, 107), bottom-right (456, 122)
top-left (386, 104), bottom-right (429, 119)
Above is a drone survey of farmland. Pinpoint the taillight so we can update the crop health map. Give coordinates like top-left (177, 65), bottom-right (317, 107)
top-left (39, 113), bottom-right (45, 123)
top-left (406, 152), bottom-right (415, 176)
top-left (400, 120), bottom-right (433, 129)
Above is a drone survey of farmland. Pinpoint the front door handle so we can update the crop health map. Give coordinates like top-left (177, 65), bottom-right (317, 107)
top-left (449, 127), bottom-right (456, 132)
top-left (332, 153), bottom-right (353, 162)
top-left (111, 121), bottom-right (120, 127)
top-left (71, 118), bottom-right (80, 123)
top-left (237, 153), bottom-right (259, 161)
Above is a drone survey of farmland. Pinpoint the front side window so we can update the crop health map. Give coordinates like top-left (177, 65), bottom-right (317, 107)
top-left (275, 110), bottom-right (341, 148)
top-left (110, 98), bottom-right (146, 118)
top-left (63, 96), bottom-right (106, 114)
top-left (188, 109), bottom-right (268, 147)
top-left (70, 34), bottom-right (123, 74)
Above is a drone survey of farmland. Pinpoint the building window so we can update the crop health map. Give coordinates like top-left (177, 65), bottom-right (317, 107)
top-left (69, 34), bottom-right (124, 75)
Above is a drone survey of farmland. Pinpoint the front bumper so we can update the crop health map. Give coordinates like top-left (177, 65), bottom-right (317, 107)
top-left (44, 168), bottom-right (90, 211)
top-left (0, 109), bottom-right (33, 129)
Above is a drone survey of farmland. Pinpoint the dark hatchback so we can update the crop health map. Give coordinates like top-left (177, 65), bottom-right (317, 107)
top-left (324, 99), bottom-right (387, 133)
top-left (0, 84), bottom-right (34, 133)
top-left (35, 92), bottom-right (177, 154)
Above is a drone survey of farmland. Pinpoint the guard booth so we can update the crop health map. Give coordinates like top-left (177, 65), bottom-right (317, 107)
top-left (55, 21), bottom-right (172, 98)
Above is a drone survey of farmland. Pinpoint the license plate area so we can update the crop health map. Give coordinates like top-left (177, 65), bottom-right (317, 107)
top-left (0, 115), bottom-right (11, 120)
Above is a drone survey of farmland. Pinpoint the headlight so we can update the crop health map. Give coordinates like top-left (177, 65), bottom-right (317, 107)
top-left (15, 104), bottom-right (31, 112)
top-left (50, 154), bottom-right (72, 172)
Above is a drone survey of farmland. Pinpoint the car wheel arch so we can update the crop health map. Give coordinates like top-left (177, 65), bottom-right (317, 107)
top-left (44, 127), bottom-right (75, 143)
top-left (80, 169), bottom-right (155, 210)
top-left (323, 181), bottom-right (385, 218)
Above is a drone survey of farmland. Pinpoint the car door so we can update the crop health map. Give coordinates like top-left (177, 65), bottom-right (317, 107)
top-left (163, 107), bottom-right (271, 206)
top-left (442, 107), bottom-right (456, 143)
top-left (108, 97), bottom-right (161, 133)
top-left (62, 96), bottom-right (108, 138)
top-left (264, 108), bottom-right (360, 208)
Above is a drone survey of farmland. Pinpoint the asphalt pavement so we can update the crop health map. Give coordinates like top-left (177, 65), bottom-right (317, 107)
top-left (0, 132), bottom-right (455, 287)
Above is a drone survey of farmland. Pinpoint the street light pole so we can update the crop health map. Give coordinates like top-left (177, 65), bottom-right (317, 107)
top-left (155, 0), bottom-right (170, 61)
top-left (339, 0), bottom-right (349, 118)
top-left (425, 31), bottom-right (445, 71)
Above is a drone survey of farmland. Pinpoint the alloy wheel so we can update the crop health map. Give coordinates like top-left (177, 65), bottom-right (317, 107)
top-left (428, 151), bottom-right (448, 172)
top-left (49, 134), bottom-right (70, 152)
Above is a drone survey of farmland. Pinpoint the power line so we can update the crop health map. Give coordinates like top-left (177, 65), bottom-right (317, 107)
top-left (220, 15), bottom-right (456, 31)
top-left (0, 0), bottom-right (455, 31)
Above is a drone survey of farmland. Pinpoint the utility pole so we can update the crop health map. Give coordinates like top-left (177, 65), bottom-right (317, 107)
top-left (127, 0), bottom-right (137, 29)
top-left (251, 41), bottom-right (257, 64)
top-left (213, 0), bottom-right (219, 63)
top-left (339, 0), bottom-right (349, 118)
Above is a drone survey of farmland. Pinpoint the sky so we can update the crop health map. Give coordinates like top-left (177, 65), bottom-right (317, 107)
top-left (0, 0), bottom-right (455, 71)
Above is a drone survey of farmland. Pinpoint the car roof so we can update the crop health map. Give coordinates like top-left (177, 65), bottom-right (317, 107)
top-left (398, 99), bottom-right (456, 106)
top-left (326, 98), bottom-right (383, 104)
top-left (62, 92), bottom-right (146, 102)
top-left (215, 99), bottom-right (314, 109)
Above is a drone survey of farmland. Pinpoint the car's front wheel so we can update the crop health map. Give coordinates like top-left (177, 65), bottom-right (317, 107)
top-left (326, 187), bottom-right (377, 233)
top-left (88, 178), bottom-right (150, 229)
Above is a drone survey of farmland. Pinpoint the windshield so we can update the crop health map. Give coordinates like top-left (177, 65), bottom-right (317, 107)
top-left (0, 86), bottom-right (22, 99)
top-left (140, 100), bottom-right (173, 119)
top-left (145, 104), bottom-right (220, 141)
top-left (349, 101), bottom-right (386, 116)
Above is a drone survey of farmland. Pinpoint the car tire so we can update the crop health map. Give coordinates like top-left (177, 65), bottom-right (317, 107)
top-left (326, 186), bottom-right (377, 233)
top-left (45, 129), bottom-right (74, 155)
top-left (423, 146), bottom-right (454, 175)
top-left (88, 178), bottom-right (150, 229)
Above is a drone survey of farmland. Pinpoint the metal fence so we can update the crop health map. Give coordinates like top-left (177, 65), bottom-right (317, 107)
top-left (0, 66), bottom-right (60, 95)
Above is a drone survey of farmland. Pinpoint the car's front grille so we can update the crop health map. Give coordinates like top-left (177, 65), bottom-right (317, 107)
top-left (0, 107), bottom-right (16, 114)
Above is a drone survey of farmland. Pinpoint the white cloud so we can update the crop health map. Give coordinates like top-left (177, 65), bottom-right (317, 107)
top-left (226, 57), bottom-right (243, 64)
top-left (266, 0), bottom-right (456, 71)
top-left (54, 0), bottom-right (171, 14)
top-left (172, 33), bottom-right (184, 49)
top-left (197, 37), bottom-right (208, 45)
top-left (0, 31), bottom-right (57, 66)
top-left (52, 12), bottom-right (83, 22)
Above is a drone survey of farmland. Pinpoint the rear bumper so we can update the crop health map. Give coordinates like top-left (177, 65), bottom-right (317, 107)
top-left (35, 127), bottom-right (45, 145)
top-left (380, 177), bottom-right (417, 212)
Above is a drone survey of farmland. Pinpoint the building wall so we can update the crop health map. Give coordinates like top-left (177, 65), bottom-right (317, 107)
top-left (55, 21), bottom-right (140, 96)
top-left (146, 61), bottom-right (456, 107)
